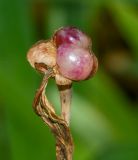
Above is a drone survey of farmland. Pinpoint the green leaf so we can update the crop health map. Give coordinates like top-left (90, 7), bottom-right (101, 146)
top-left (108, 1), bottom-right (138, 58)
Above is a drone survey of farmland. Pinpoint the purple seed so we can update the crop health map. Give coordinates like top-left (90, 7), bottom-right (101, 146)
top-left (54, 27), bottom-right (91, 49)
top-left (57, 44), bottom-right (93, 81)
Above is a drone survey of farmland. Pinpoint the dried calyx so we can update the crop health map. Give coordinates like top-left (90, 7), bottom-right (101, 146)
top-left (27, 26), bottom-right (98, 84)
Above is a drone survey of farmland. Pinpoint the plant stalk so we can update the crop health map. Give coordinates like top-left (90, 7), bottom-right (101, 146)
top-left (57, 84), bottom-right (72, 126)
top-left (33, 68), bottom-right (74, 160)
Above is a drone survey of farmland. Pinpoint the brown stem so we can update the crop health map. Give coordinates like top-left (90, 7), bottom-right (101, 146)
top-left (33, 68), bottom-right (74, 160)
top-left (57, 84), bottom-right (72, 126)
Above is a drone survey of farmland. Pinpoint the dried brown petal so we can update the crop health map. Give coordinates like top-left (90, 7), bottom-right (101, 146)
top-left (27, 40), bottom-right (57, 71)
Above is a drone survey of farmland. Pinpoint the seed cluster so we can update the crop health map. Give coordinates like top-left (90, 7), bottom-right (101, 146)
top-left (53, 27), bottom-right (98, 81)
top-left (27, 26), bottom-right (98, 82)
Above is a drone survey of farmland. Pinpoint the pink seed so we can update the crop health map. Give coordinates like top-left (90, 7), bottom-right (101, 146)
top-left (54, 27), bottom-right (91, 49)
top-left (57, 44), bottom-right (93, 81)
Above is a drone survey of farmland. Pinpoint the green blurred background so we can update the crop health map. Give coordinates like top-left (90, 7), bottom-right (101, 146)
top-left (0, 0), bottom-right (138, 159)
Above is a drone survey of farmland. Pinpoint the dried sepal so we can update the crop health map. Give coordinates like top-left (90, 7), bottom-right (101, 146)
top-left (55, 74), bottom-right (72, 85)
top-left (27, 40), bottom-right (57, 73)
top-left (91, 54), bottom-right (98, 76)
top-left (86, 53), bottom-right (98, 79)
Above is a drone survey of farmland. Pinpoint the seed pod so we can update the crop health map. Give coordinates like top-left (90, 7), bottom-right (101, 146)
top-left (27, 27), bottom-right (98, 82)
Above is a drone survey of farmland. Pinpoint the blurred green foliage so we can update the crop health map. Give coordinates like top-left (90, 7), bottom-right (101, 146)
top-left (0, 0), bottom-right (138, 159)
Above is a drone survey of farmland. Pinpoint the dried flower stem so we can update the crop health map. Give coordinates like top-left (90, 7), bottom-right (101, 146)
top-left (33, 67), bottom-right (74, 160)
top-left (58, 84), bottom-right (72, 126)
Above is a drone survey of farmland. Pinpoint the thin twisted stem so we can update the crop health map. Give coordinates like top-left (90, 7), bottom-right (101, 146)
top-left (33, 68), bottom-right (74, 160)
